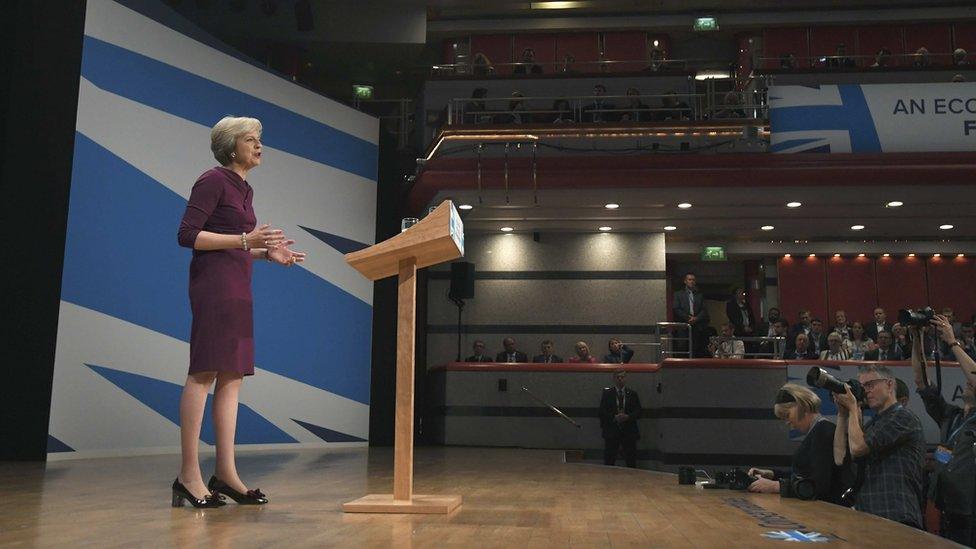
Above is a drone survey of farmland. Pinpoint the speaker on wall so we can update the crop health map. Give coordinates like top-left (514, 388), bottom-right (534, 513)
top-left (449, 262), bottom-right (475, 300)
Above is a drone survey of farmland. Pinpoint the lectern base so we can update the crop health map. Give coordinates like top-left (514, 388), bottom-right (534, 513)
top-left (342, 494), bottom-right (462, 514)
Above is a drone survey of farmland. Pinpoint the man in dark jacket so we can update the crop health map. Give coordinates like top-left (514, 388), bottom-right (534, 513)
top-left (599, 370), bottom-right (642, 467)
top-left (495, 337), bottom-right (528, 363)
top-left (672, 272), bottom-right (710, 357)
top-left (603, 337), bottom-right (635, 364)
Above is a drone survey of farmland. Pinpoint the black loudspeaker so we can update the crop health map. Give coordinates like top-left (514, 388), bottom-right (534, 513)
top-left (294, 0), bottom-right (313, 32)
top-left (449, 262), bottom-right (475, 300)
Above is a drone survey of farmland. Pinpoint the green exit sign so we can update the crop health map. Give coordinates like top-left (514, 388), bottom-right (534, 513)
top-left (352, 84), bottom-right (374, 100)
top-left (694, 17), bottom-right (719, 32)
top-left (701, 246), bottom-right (726, 261)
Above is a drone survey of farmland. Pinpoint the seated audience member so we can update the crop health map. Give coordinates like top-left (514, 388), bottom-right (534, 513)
top-left (912, 47), bottom-right (931, 68)
top-left (920, 315), bottom-right (976, 545)
top-left (619, 87), bottom-right (650, 122)
top-left (713, 91), bottom-right (746, 119)
top-left (762, 307), bottom-right (787, 337)
top-left (827, 43), bottom-right (856, 68)
top-left (551, 98), bottom-right (574, 124)
top-left (870, 47), bottom-right (892, 68)
top-left (644, 48), bottom-right (666, 72)
top-left (789, 309), bottom-right (813, 341)
top-left (831, 310), bottom-right (852, 342)
top-left (780, 53), bottom-right (797, 69)
top-left (471, 52), bottom-right (494, 76)
top-left (569, 341), bottom-right (599, 363)
top-left (760, 319), bottom-right (790, 358)
top-left (709, 323), bottom-right (745, 359)
top-left (961, 323), bottom-right (976, 360)
top-left (604, 337), bottom-right (635, 364)
top-left (953, 48), bottom-right (970, 67)
top-left (866, 307), bottom-right (892, 342)
top-left (952, 73), bottom-right (967, 83)
top-left (892, 323), bottom-right (913, 358)
top-left (942, 307), bottom-right (963, 338)
top-left (808, 318), bottom-right (828, 356)
top-left (504, 91), bottom-right (527, 124)
top-left (599, 370), bottom-right (642, 468)
top-left (820, 332), bottom-right (852, 361)
top-left (560, 53), bottom-right (580, 75)
top-left (513, 47), bottom-right (543, 75)
top-left (748, 384), bottom-right (849, 504)
top-left (465, 340), bottom-right (491, 362)
top-left (726, 288), bottom-right (755, 338)
top-left (864, 331), bottom-right (900, 361)
top-left (658, 92), bottom-right (691, 121)
top-left (849, 321), bottom-right (874, 361)
top-left (467, 88), bottom-right (493, 124)
top-left (786, 333), bottom-right (817, 360)
top-left (496, 337), bottom-right (528, 363)
top-left (533, 339), bottom-right (563, 364)
top-left (582, 84), bottom-right (615, 123)
top-left (834, 364), bottom-right (925, 528)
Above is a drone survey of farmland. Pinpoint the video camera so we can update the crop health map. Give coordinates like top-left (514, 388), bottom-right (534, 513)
top-left (807, 366), bottom-right (866, 402)
top-left (898, 306), bottom-right (934, 328)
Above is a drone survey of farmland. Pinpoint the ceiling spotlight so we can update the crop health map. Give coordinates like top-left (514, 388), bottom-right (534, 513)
top-left (809, 253), bottom-right (816, 258)
top-left (883, 253), bottom-right (890, 257)
top-left (908, 253), bottom-right (916, 257)
top-left (833, 254), bottom-right (841, 258)
top-left (851, 225), bottom-right (865, 230)
top-left (458, 204), bottom-right (473, 210)
top-left (500, 227), bottom-right (513, 232)
top-left (784, 253), bottom-right (791, 258)
top-left (787, 201), bottom-right (802, 208)
top-left (933, 253), bottom-right (941, 258)
top-left (604, 203), bottom-right (619, 209)
top-left (940, 224), bottom-right (955, 230)
top-left (858, 253), bottom-right (865, 257)
top-left (663, 225), bottom-right (677, 231)
top-left (599, 226), bottom-right (612, 231)
top-left (761, 225), bottom-right (775, 231)
top-left (677, 202), bottom-right (692, 209)
top-left (958, 254), bottom-right (965, 258)
top-left (886, 201), bottom-right (904, 208)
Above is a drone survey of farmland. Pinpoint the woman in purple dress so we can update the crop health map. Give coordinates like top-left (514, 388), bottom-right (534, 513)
top-left (173, 116), bottom-right (306, 508)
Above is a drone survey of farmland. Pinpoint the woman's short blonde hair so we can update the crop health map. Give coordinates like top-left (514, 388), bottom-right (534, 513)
top-left (210, 116), bottom-right (262, 166)
top-left (773, 383), bottom-right (821, 420)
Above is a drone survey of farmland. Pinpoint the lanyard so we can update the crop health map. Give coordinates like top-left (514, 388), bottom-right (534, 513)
top-left (947, 410), bottom-right (976, 445)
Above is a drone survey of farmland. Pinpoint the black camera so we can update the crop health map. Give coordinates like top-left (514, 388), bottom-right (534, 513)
top-left (785, 475), bottom-right (817, 500)
top-left (714, 468), bottom-right (757, 490)
top-left (898, 306), bottom-right (934, 327)
top-left (807, 366), bottom-right (866, 402)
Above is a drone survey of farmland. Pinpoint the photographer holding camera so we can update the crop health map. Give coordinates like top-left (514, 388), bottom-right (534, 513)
top-left (747, 384), bottom-right (849, 504)
top-left (914, 314), bottom-right (976, 545)
top-left (832, 363), bottom-right (925, 528)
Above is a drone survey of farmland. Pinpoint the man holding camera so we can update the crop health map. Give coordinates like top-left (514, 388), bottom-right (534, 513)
top-left (833, 364), bottom-right (925, 528)
top-left (913, 315), bottom-right (976, 545)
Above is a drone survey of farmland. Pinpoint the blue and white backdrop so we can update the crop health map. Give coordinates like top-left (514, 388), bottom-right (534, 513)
top-left (48, 0), bottom-right (377, 458)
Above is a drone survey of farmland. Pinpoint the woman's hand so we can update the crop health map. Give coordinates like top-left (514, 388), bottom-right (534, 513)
top-left (931, 315), bottom-right (957, 345)
top-left (747, 468), bottom-right (775, 480)
top-left (246, 223), bottom-right (285, 250)
top-left (267, 240), bottom-right (307, 267)
top-left (748, 477), bottom-right (780, 493)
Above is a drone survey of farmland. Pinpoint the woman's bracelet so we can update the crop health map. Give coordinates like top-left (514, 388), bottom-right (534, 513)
top-left (241, 232), bottom-right (249, 251)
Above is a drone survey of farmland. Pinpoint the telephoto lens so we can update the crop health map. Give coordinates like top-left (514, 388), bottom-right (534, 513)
top-left (807, 367), bottom-right (866, 402)
top-left (898, 306), bottom-right (934, 327)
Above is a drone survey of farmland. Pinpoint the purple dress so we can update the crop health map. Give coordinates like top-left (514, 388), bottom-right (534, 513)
top-left (177, 167), bottom-right (258, 376)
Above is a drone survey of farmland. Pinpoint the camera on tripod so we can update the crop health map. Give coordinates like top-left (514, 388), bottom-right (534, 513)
top-left (898, 306), bottom-right (934, 328)
top-left (807, 367), bottom-right (866, 402)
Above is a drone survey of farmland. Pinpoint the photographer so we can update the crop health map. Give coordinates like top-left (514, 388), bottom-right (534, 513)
top-left (747, 384), bottom-right (848, 504)
top-left (915, 315), bottom-right (976, 545)
top-left (833, 364), bottom-right (925, 528)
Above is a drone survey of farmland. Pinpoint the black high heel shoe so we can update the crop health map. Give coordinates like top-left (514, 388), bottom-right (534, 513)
top-left (208, 476), bottom-right (269, 505)
top-left (172, 478), bottom-right (225, 508)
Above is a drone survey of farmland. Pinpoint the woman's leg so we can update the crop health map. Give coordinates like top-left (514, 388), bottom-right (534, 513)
top-left (179, 371), bottom-right (217, 499)
top-left (213, 372), bottom-right (248, 493)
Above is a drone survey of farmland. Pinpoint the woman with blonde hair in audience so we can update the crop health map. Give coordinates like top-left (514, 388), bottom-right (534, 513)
top-left (849, 321), bottom-right (873, 360)
top-left (747, 384), bottom-right (849, 504)
top-left (569, 341), bottom-right (599, 363)
top-left (820, 332), bottom-right (852, 361)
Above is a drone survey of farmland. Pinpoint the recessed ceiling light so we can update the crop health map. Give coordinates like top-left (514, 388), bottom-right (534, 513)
top-left (940, 224), bottom-right (955, 230)
top-left (958, 254), bottom-right (965, 258)
top-left (787, 201), bottom-right (802, 208)
top-left (761, 225), bottom-right (774, 231)
top-left (664, 225), bottom-right (677, 231)
top-left (833, 254), bottom-right (841, 258)
top-left (809, 253), bottom-right (816, 258)
top-left (599, 226), bottom-right (612, 231)
top-left (858, 253), bottom-right (865, 257)
top-left (500, 227), bottom-right (513, 232)
top-left (851, 225), bottom-right (865, 230)
top-left (458, 204), bottom-right (473, 210)
top-left (784, 253), bottom-right (791, 258)
top-left (604, 203), bottom-right (619, 209)
top-left (933, 253), bottom-right (941, 258)
top-left (886, 201), bottom-right (903, 208)
top-left (677, 202), bottom-right (692, 209)
top-left (883, 253), bottom-right (890, 257)
top-left (908, 253), bottom-right (916, 257)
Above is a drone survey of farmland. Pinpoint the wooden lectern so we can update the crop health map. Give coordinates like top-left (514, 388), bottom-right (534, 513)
top-left (341, 200), bottom-right (464, 514)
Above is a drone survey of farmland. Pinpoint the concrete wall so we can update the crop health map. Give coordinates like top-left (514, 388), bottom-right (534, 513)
top-left (426, 232), bottom-right (667, 367)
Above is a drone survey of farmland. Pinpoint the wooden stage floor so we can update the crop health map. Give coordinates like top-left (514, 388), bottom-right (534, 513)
top-left (0, 447), bottom-right (958, 548)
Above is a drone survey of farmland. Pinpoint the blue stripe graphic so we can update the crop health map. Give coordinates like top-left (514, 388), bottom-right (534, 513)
top-left (62, 134), bottom-right (372, 403)
top-left (299, 225), bottom-right (369, 254)
top-left (769, 138), bottom-right (821, 153)
top-left (80, 35), bottom-right (377, 181)
top-left (87, 364), bottom-right (297, 444)
top-left (292, 419), bottom-right (366, 443)
top-left (769, 85), bottom-right (881, 153)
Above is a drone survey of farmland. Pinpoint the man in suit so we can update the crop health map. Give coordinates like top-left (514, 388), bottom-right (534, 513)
top-left (532, 339), bottom-right (563, 363)
top-left (599, 370), bottom-right (642, 467)
top-left (603, 337), bottom-right (635, 364)
top-left (865, 307), bottom-right (893, 342)
top-left (785, 333), bottom-right (818, 359)
top-left (788, 310), bottom-right (812, 343)
top-left (808, 318), bottom-right (829, 356)
top-left (726, 288), bottom-right (756, 338)
top-left (465, 340), bottom-right (491, 362)
top-left (864, 331), bottom-right (902, 361)
top-left (672, 272), bottom-right (710, 358)
top-left (496, 337), bottom-right (528, 363)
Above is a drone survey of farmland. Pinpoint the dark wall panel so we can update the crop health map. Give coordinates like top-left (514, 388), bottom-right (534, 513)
top-left (876, 256), bottom-right (928, 315)
top-left (555, 32), bottom-right (600, 67)
top-left (927, 256), bottom-right (976, 323)
top-left (826, 256), bottom-right (877, 325)
top-left (856, 25), bottom-right (905, 66)
top-left (904, 23), bottom-right (953, 63)
top-left (809, 26), bottom-right (857, 61)
top-left (762, 27), bottom-right (810, 68)
top-left (471, 34), bottom-right (512, 74)
top-left (603, 31), bottom-right (647, 72)
top-left (777, 256), bottom-right (827, 326)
